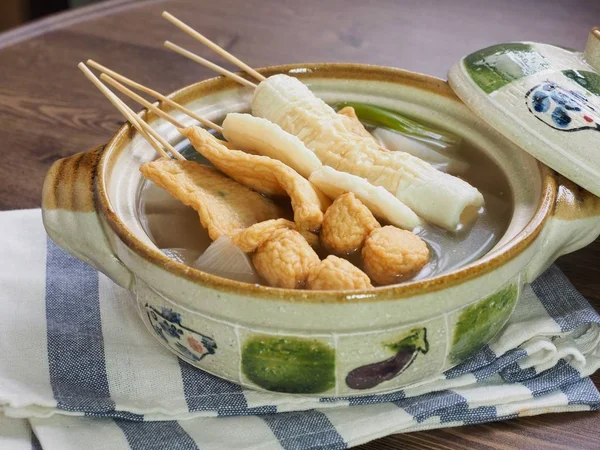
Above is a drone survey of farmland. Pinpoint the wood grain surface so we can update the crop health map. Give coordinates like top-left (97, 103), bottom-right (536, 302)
top-left (0, 0), bottom-right (598, 448)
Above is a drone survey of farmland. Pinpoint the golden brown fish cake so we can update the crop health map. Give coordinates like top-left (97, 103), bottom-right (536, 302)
top-left (231, 219), bottom-right (296, 252)
top-left (180, 126), bottom-right (331, 232)
top-left (252, 228), bottom-right (320, 289)
top-left (337, 106), bottom-right (377, 141)
top-left (362, 226), bottom-right (429, 286)
top-left (140, 158), bottom-right (284, 241)
top-left (320, 192), bottom-right (381, 255)
top-left (306, 255), bottom-right (373, 290)
top-left (299, 229), bottom-right (320, 249)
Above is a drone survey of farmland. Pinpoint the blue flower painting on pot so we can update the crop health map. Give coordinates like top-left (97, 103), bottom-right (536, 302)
top-left (146, 304), bottom-right (217, 362)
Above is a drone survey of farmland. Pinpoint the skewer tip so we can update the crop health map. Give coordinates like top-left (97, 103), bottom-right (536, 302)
top-left (86, 59), bottom-right (101, 70)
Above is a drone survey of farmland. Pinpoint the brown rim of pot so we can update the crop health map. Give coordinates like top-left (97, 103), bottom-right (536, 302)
top-left (95, 63), bottom-right (555, 303)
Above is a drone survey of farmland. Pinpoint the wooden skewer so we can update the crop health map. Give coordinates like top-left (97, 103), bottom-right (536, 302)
top-left (162, 11), bottom-right (266, 82)
top-left (101, 74), bottom-right (185, 129)
top-left (78, 63), bottom-right (185, 161)
top-left (78, 63), bottom-right (168, 159)
top-left (87, 59), bottom-right (223, 133)
top-left (164, 41), bottom-right (257, 89)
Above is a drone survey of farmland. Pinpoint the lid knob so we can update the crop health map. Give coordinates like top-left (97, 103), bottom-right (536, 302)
top-left (584, 27), bottom-right (600, 72)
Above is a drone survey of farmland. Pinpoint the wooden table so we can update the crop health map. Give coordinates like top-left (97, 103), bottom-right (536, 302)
top-left (0, 0), bottom-right (598, 448)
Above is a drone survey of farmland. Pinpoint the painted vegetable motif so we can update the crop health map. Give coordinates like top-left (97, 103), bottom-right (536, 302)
top-left (449, 283), bottom-right (518, 364)
top-left (563, 70), bottom-right (600, 97)
top-left (241, 335), bottom-right (335, 394)
top-left (464, 43), bottom-right (550, 94)
top-left (345, 328), bottom-right (429, 390)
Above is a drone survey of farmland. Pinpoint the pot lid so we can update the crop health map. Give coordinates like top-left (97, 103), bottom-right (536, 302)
top-left (448, 28), bottom-right (600, 197)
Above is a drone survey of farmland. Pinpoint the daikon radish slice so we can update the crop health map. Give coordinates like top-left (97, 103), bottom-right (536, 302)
top-left (193, 235), bottom-right (260, 284)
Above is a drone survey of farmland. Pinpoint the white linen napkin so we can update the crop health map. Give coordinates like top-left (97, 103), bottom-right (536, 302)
top-left (0, 209), bottom-right (598, 449)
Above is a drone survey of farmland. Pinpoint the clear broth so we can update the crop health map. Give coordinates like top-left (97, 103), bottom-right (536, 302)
top-left (138, 119), bottom-right (513, 285)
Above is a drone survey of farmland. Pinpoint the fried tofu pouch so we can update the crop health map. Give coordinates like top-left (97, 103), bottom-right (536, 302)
top-left (180, 126), bottom-right (330, 232)
top-left (140, 158), bottom-right (284, 241)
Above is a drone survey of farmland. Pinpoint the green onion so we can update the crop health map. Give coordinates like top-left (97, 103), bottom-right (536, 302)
top-left (335, 102), bottom-right (460, 147)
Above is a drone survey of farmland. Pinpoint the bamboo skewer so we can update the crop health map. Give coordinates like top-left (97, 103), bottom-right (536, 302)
top-left (162, 11), bottom-right (266, 82)
top-left (87, 59), bottom-right (223, 133)
top-left (101, 74), bottom-right (185, 129)
top-left (78, 63), bottom-right (185, 161)
top-left (164, 41), bottom-right (257, 89)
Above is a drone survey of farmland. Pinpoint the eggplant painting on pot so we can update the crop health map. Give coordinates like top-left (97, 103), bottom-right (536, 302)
top-left (42, 27), bottom-right (600, 396)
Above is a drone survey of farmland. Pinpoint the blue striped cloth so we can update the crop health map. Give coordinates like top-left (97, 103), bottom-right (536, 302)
top-left (0, 209), bottom-right (599, 450)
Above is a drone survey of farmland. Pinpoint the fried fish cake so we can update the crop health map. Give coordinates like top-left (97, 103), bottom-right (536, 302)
top-left (320, 192), bottom-right (380, 255)
top-left (180, 126), bottom-right (331, 232)
top-left (252, 228), bottom-right (320, 289)
top-left (140, 158), bottom-right (284, 241)
top-left (362, 226), bottom-right (430, 285)
top-left (306, 255), bottom-right (373, 290)
top-left (232, 219), bottom-right (296, 252)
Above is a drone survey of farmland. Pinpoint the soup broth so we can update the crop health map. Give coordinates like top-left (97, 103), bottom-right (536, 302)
top-left (138, 114), bottom-right (513, 285)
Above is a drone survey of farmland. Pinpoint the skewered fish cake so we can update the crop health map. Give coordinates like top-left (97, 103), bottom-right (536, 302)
top-left (139, 158), bottom-right (285, 241)
top-left (252, 74), bottom-right (484, 230)
top-left (337, 106), bottom-right (377, 141)
top-left (180, 126), bottom-right (331, 232)
top-left (222, 113), bottom-right (322, 179)
top-left (309, 166), bottom-right (421, 230)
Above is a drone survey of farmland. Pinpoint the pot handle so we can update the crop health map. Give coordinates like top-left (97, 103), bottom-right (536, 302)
top-left (42, 146), bottom-right (134, 289)
top-left (525, 176), bottom-right (600, 283)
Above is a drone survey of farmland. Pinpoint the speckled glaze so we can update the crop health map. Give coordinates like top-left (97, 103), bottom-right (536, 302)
top-left (42, 57), bottom-right (600, 396)
top-left (449, 28), bottom-right (600, 197)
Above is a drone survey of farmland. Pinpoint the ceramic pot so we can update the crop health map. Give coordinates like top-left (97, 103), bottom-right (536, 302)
top-left (41, 60), bottom-right (600, 397)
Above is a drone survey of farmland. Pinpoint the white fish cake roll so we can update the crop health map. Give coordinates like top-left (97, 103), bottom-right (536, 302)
top-left (252, 74), bottom-right (337, 132)
top-left (309, 166), bottom-right (422, 231)
top-left (222, 113), bottom-right (322, 179)
top-left (253, 74), bottom-right (485, 231)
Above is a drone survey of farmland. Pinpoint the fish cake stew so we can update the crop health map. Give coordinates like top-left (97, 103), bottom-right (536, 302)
top-left (136, 75), bottom-right (513, 290)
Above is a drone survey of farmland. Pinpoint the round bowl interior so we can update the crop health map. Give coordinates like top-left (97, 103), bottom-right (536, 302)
top-left (97, 63), bottom-right (550, 302)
